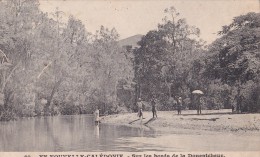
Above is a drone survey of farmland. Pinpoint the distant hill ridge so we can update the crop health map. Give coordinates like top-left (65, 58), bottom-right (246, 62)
top-left (118, 34), bottom-right (143, 48)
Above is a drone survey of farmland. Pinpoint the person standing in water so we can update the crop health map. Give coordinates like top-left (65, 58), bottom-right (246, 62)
top-left (151, 98), bottom-right (157, 118)
top-left (94, 106), bottom-right (100, 125)
top-left (177, 97), bottom-right (182, 115)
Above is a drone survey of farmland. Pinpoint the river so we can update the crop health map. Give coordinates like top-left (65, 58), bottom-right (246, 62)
top-left (0, 114), bottom-right (259, 151)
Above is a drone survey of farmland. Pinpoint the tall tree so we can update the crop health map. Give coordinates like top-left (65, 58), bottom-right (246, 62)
top-left (135, 6), bottom-right (204, 109)
top-left (90, 26), bottom-right (134, 113)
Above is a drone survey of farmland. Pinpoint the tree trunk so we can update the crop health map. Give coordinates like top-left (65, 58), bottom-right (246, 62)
top-left (165, 78), bottom-right (171, 98)
top-left (44, 79), bottom-right (62, 115)
top-left (1, 70), bottom-right (6, 93)
top-left (236, 81), bottom-right (242, 113)
top-left (168, 83), bottom-right (171, 98)
top-left (114, 78), bottom-right (118, 104)
top-left (0, 63), bottom-right (20, 107)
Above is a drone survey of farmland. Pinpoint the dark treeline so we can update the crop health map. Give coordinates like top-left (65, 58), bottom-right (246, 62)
top-left (0, 1), bottom-right (259, 121)
top-left (134, 7), bottom-right (260, 113)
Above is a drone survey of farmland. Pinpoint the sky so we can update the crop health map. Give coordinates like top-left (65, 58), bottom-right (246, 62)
top-left (40, 0), bottom-right (260, 44)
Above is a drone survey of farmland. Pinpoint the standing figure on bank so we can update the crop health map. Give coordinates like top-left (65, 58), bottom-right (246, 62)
top-left (192, 90), bottom-right (204, 115)
top-left (177, 97), bottom-right (182, 115)
top-left (137, 98), bottom-right (143, 119)
top-left (197, 96), bottom-right (202, 115)
top-left (151, 98), bottom-right (157, 118)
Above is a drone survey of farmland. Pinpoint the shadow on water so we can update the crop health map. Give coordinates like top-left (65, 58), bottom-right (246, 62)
top-left (127, 117), bottom-right (157, 133)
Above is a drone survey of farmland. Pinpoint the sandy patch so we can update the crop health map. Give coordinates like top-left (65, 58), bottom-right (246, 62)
top-left (101, 110), bottom-right (260, 135)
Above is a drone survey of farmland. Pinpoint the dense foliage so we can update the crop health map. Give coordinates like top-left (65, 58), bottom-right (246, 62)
top-left (134, 9), bottom-right (260, 112)
top-left (0, 1), bottom-right (259, 121)
top-left (0, 0), bottom-right (134, 120)
top-left (205, 12), bottom-right (260, 112)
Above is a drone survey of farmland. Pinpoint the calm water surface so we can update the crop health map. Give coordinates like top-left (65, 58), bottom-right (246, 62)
top-left (0, 115), bottom-right (157, 151)
top-left (0, 115), bottom-right (259, 151)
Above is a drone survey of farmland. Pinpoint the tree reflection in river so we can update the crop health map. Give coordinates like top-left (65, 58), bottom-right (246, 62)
top-left (0, 115), bottom-right (157, 151)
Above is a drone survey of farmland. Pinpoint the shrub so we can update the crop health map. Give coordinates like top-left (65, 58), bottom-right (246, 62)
top-left (0, 106), bottom-right (16, 121)
top-left (60, 103), bottom-right (80, 115)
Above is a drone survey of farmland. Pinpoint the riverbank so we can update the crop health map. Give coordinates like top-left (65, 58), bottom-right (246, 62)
top-left (101, 109), bottom-right (260, 135)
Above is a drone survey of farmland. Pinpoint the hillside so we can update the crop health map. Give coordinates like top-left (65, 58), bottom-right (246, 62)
top-left (118, 34), bottom-right (143, 48)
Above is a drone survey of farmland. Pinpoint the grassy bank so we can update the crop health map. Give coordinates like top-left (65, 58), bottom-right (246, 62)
top-left (101, 109), bottom-right (260, 134)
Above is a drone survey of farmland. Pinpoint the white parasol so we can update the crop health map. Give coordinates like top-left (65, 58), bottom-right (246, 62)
top-left (192, 90), bottom-right (204, 95)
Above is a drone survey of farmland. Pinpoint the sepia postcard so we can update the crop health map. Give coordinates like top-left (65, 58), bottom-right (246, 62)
top-left (0, 0), bottom-right (260, 157)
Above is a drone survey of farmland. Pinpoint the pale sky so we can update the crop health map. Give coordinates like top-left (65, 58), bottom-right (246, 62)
top-left (39, 0), bottom-right (259, 44)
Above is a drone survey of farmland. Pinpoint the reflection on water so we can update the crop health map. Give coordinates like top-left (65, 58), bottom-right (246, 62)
top-left (94, 124), bottom-right (100, 139)
top-left (0, 115), bottom-right (156, 152)
top-left (1, 115), bottom-right (260, 152)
